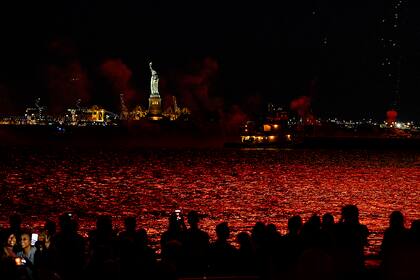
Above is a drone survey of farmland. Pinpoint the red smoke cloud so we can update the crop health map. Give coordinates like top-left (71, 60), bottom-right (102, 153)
top-left (0, 84), bottom-right (15, 113)
top-left (174, 57), bottom-right (251, 133)
top-left (46, 61), bottom-right (90, 113)
top-left (290, 79), bottom-right (319, 125)
top-left (44, 39), bottom-right (91, 113)
top-left (201, 57), bottom-right (219, 76)
top-left (223, 105), bottom-right (248, 133)
top-left (290, 96), bottom-right (316, 125)
top-left (100, 59), bottom-right (137, 103)
top-left (386, 109), bottom-right (398, 124)
top-left (0, 85), bottom-right (16, 141)
top-left (48, 39), bottom-right (78, 59)
top-left (177, 57), bottom-right (220, 113)
top-left (290, 96), bottom-right (311, 117)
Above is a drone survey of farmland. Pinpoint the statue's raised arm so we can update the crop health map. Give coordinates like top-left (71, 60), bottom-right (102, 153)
top-left (149, 62), bottom-right (156, 75)
top-left (149, 61), bottom-right (159, 95)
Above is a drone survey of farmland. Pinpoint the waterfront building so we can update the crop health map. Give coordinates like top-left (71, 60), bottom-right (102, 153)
top-left (120, 93), bottom-right (130, 120)
top-left (65, 105), bottom-right (118, 125)
top-left (25, 98), bottom-right (48, 125)
top-left (0, 63), bottom-right (191, 126)
top-left (131, 105), bottom-right (148, 120)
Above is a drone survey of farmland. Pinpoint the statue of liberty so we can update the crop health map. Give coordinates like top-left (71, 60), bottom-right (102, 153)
top-left (149, 62), bottom-right (159, 95)
top-left (148, 62), bottom-right (162, 117)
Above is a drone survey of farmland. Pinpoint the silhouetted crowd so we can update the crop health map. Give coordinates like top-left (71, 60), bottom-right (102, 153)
top-left (1, 205), bottom-right (420, 280)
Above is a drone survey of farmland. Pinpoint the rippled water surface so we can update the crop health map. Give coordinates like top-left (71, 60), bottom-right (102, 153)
top-left (1, 147), bottom-right (419, 255)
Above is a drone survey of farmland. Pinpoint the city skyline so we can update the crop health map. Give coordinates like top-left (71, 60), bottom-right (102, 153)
top-left (0, 1), bottom-right (419, 122)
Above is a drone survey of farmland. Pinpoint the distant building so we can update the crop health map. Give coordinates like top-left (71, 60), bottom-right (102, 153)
top-left (162, 96), bottom-right (191, 121)
top-left (120, 93), bottom-right (130, 120)
top-left (130, 105), bottom-right (148, 120)
top-left (65, 104), bottom-right (118, 126)
top-left (25, 98), bottom-right (48, 125)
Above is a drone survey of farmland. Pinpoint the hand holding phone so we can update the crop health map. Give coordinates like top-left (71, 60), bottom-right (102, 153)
top-left (15, 257), bottom-right (26, 266)
top-left (174, 209), bottom-right (181, 220)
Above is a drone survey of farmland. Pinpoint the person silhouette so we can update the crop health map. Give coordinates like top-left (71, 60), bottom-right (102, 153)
top-left (208, 222), bottom-right (238, 275)
top-left (161, 211), bottom-right (186, 261)
top-left (86, 215), bottom-right (118, 280)
top-left (334, 205), bottom-right (369, 279)
top-left (181, 210), bottom-right (210, 276)
top-left (380, 211), bottom-right (411, 280)
top-left (236, 231), bottom-right (257, 275)
top-left (54, 213), bottom-right (85, 280)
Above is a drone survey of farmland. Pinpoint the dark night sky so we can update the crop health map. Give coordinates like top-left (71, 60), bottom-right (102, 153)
top-left (0, 1), bottom-right (419, 121)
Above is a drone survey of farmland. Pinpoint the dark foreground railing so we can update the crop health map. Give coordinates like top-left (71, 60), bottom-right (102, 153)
top-left (179, 276), bottom-right (260, 280)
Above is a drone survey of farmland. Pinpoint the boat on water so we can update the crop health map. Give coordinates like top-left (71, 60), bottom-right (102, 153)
top-left (226, 133), bottom-right (420, 149)
top-left (225, 117), bottom-right (420, 149)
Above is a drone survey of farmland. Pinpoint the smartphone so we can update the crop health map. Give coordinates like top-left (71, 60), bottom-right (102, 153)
top-left (174, 209), bottom-right (181, 220)
top-left (31, 233), bottom-right (38, 246)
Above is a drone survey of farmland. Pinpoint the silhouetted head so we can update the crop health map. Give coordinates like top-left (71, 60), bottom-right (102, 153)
top-left (96, 215), bottom-right (113, 233)
top-left (9, 213), bottom-right (22, 231)
top-left (137, 228), bottom-right (148, 246)
top-left (410, 219), bottom-right (420, 240)
top-left (237, 231), bottom-right (252, 248)
top-left (216, 222), bottom-right (230, 241)
top-left (59, 213), bottom-right (74, 233)
top-left (124, 216), bottom-right (136, 232)
top-left (168, 213), bottom-right (178, 230)
top-left (168, 212), bottom-right (184, 231)
top-left (267, 223), bottom-right (279, 236)
top-left (44, 219), bottom-right (56, 236)
top-left (341, 205), bottom-right (359, 224)
top-left (288, 215), bottom-right (303, 234)
top-left (187, 210), bottom-right (200, 228)
top-left (322, 213), bottom-right (335, 228)
top-left (306, 214), bottom-right (321, 230)
top-left (251, 222), bottom-right (266, 240)
top-left (389, 211), bottom-right (404, 229)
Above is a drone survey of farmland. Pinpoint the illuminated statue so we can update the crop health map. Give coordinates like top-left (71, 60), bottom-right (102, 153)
top-left (148, 62), bottom-right (162, 117)
top-left (149, 62), bottom-right (159, 95)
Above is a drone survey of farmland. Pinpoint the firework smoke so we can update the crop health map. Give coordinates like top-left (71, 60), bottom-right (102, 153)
top-left (0, 84), bottom-right (15, 113)
top-left (386, 109), bottom-right (398, 124)
top-left (100, 59), bottom-right (137, 104)
top-left (222, 105), bottom-right (248, 133)
top-left (177, 57), bottom-right (220, 114)
top-left (46, 61), bottom-right (90, 113)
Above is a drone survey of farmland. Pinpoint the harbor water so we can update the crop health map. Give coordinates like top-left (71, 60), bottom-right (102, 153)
top-left (1, 147), bottom-right (419, 256)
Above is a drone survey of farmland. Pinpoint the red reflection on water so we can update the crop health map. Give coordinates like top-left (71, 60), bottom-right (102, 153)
top-left (1, 148), bottom-right (419, 255)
